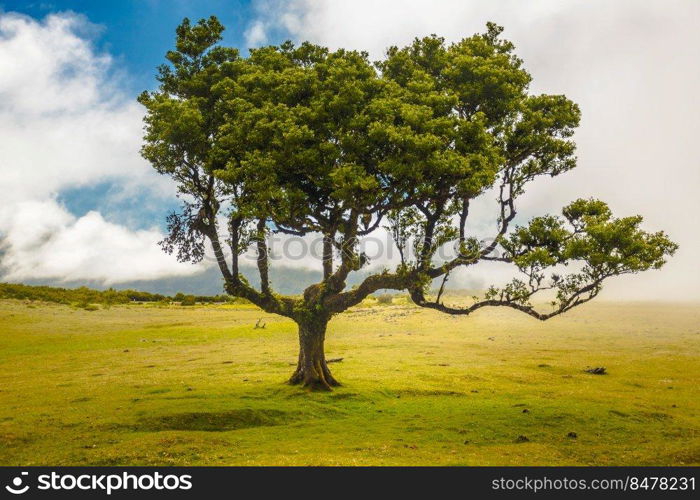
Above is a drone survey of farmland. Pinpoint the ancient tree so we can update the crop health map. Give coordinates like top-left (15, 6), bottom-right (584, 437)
top-left (139, 17), bottom-right (677, 390)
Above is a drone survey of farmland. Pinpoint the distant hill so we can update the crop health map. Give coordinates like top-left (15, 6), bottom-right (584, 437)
top-left (4, 264), bottom-right (479, 300)
top-left (15, 264), bottom-right (371, 296)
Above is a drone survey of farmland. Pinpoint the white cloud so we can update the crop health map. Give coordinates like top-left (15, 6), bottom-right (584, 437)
top-left (0, 200), bottom-right (197, 284)
top-left (0, 12), bottom-right (201, 284)
top-left (247, 0), bottom-right (700, 300)
top-left (244, 20), bottom-right (268, 47)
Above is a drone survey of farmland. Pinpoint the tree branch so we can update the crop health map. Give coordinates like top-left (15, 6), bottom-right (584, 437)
top-left (255, 218), bottom-right (271, 295)
top-left (426, 170), bottom-right (517, 279)
top-left (322, 233), bottom-right (334, 280)
top-left (409, 279), bottom-right (602, 321)
top-left (324, 270), bottom-right (414, 313)
top-left (323, 210), bottom-right (360, 294)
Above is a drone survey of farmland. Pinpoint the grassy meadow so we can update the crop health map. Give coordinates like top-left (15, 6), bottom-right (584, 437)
top-left (0, 296), bottom-right (698, 466)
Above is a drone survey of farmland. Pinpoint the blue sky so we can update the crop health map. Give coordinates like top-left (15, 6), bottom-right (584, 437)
top-left (1, 1), bottom-right (263, 93)
top-left (0, 1), bottom-right (281, 235)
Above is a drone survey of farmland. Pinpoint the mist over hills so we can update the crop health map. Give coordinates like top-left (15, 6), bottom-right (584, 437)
top-left (14, 265), bottom-right (370, 296)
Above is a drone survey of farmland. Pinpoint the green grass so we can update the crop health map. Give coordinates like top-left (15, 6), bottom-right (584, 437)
top-left (0, 298), bottom-right (698, 465)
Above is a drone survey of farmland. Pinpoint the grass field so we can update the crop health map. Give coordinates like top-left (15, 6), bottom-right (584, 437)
top-left (0, 297), bottom-right (698, 466)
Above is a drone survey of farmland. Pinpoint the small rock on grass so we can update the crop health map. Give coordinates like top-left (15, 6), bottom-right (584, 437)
top-left (515, 435), bottom-right (529, 443)
top-left (584, 367), bottom-right (607, 375)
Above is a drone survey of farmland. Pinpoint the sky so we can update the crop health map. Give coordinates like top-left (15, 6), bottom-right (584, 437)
top-left (0, 0), bottom-right (698, 300)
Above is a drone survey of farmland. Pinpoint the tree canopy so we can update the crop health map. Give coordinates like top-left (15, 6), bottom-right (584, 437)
top-left (138, 17), bottom-right (677, 389)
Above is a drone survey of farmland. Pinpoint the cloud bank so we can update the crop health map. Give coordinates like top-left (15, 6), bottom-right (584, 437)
top-left (0, 12), bottom-right (201, 284)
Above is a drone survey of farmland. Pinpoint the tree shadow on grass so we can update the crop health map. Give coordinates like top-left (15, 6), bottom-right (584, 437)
top-left (132, 409), bottom-right (297, 432)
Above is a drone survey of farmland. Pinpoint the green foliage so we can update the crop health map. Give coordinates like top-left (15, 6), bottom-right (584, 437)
top-left (139, 17), bottom-right (676, 324)
top-left (0, 284), bottom-right (125, 305)
top-left (497, 199), bottom-right (678, 309)
top-left (138, 18), bottom-right (550, 258)
top-left (180, 295), bottom-right (197, 306)
top-left (0, 283), bottom-right (243, 306)
top-left (502, 198), bottom-right (677, 277)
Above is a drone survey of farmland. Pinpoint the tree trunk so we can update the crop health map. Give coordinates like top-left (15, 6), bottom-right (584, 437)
top-left (288, 319), bottom-right (340, 391)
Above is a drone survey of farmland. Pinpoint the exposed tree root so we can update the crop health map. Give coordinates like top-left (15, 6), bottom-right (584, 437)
top-left (288, 357), bottom-right (340, 391)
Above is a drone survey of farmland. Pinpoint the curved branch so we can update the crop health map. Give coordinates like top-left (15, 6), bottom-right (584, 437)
top-left (324, 271), bottom-right (414, 313)
top-left (323, 210), bottom-right (360, 294)
top-left (409, 280), bottom-right (602, 321)
top-left (207, 216), bottom-right (296, 317)
top-left (426, 170), bottom-right (517, 279)
top-left (357, 210), bottom-right (387, 236)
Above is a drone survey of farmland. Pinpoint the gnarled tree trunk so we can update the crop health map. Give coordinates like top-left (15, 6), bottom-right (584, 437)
top-left (288, 319), bottom-right (340, 391)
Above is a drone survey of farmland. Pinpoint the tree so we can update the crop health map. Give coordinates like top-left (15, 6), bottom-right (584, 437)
top-left (139, 17), bottom-right (677, 390)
